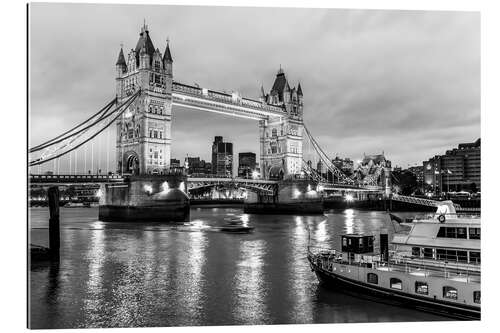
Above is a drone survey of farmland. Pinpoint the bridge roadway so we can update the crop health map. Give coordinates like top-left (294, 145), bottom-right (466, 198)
top-left (29, 174), bottom-right (383, 193)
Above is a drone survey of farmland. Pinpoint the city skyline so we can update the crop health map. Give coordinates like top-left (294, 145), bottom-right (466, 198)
top-left (30, 4), bottom-right (480, 172)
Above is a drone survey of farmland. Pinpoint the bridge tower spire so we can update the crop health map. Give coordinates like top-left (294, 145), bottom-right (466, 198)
top-left (115, 25), bottom-right (173, 175)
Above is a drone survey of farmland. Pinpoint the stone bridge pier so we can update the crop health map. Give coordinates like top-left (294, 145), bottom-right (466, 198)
top-left (98, 174), bottom-right (190, 222)
top-left (244, 179), bottom-right (324, 214)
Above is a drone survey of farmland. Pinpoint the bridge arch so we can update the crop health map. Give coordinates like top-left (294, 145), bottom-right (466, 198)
top-left (123, 150), bottom-right (140, 175)
top-left (268, 165), bottom-right (284, 180)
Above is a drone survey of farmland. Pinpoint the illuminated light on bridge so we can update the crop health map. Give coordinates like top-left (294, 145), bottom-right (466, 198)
top-left (161, 182), bottom-right (170, 193)
top-left (345, 194), bottom-right (354, 202)
top-left (143, 184), bottom-right (153, 195)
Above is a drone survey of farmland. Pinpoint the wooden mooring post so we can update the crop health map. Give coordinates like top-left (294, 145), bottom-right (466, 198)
top-left (47, 186), bottom-right (60, 259)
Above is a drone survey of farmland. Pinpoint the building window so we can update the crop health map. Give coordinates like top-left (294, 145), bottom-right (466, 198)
top-left (149, 130), bottom-right (153, 138)
top-left (469, 228), bottom-right (481, 239)
top-left (367, 273), bottom-right (378, 284)
top-left (272, 128), bottom-right (277, 137)
top-left (390, 278), bottom-right (402, 290)
top-left (473, 291), bottom-right (481, 304)
top-left (159, 131), bottom-right (163, 139)
top-left (443, 286), bottom-right (458, 300)
top-left (154, 130), bottom-right (158, 138)
top-left (415, 281), bottom-right (428, 295)
top-left (149, 105), bottom-right (153, 113)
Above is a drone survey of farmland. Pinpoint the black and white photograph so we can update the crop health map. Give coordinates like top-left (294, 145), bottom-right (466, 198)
top-left (17, 0), bottom-right (496, 331)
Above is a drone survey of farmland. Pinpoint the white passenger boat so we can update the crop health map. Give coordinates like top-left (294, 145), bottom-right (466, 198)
top-left (307, 201), bottom-right (480, 320)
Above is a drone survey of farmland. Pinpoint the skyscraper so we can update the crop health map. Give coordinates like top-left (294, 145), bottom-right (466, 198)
top-left (212, 136), bottom-right (233, 177)
top-left (238, 152), bottom-right (257, 178)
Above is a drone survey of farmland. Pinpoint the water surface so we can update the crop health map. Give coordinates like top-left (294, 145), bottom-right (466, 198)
top-left (29, 207), bottom-right (449, 328)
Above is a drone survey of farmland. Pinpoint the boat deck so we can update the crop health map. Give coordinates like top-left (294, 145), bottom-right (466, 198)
top-left (309, 249), bottom-right (480, 284)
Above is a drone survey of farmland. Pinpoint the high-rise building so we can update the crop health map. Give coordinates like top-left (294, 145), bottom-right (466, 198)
top-left (238, 152), bottom-right (257, 178)
top-left (423, 138), bottom-right (480, 193)
top-left (185, 156), bottom-right (212, 176)
top-left (212, 136), bottom-right (233, 177)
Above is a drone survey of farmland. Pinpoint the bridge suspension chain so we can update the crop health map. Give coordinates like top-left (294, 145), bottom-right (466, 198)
top-left (302, 125), bottom-right (354, 185)
top-left (29, 97), bottom-right (117, 153)
top-left (29, 90), bottom-right (140, 167)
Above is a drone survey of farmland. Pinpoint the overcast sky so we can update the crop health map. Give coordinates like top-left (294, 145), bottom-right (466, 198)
top-left (30, 3), bottom-right (479, 172)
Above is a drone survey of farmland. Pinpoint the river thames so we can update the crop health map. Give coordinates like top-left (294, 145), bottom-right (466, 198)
top-left (29, 207), bottom-right (449, 328)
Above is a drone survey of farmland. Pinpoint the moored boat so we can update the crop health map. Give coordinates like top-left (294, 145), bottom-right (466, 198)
top-left (307, 201), bottom-right (480, 320)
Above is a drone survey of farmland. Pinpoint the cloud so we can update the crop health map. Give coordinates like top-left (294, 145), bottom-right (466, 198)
top-left (29, 4), bottom-right (480, 171)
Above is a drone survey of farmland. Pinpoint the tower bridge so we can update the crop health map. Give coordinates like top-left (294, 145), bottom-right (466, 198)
top-left (29, 23), bottom-right (392, 219)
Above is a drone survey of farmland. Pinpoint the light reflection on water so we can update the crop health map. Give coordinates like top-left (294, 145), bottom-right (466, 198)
top-left (174, 230), bottom-right (207, 325)
top-left (233, 239), bottom-right (268, 324)
top-left (29, 207), bottom-right (449, 328)
top-left (82, 230), bottom-right (105, 327)
top-left (290, 216), bottom-right (313, 323)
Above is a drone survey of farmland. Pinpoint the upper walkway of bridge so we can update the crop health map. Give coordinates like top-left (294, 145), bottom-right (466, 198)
top-left (172, 81), bottom-right (286, 120)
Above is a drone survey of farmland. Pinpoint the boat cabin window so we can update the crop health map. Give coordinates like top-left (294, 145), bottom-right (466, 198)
top-left (367, 273), bottom-right (378, 284)
top-left (422, 248), bottom-right (434, 259)
top-left (390, 278), bottom-right (402, 290)
top-left (437, 227), bottom-right (467, 239)
top-left (470, 251), bottom-right (481, 264)
top-left (473, 291), bottom-right (481, 304)
top-left (412, 247), bottom-right (420, 257)
top-left (436, 249), bottom-right (467, 262)
top-left (415, 281), bottom-right (428, 295)
top-left (469, 228), bottom-right (481, 240)
top-left (443, 286), bottom-right (458, 300)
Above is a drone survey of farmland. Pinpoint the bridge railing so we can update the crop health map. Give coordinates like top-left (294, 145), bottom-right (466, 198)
top-left (29, 174), bottom-right (125, 184)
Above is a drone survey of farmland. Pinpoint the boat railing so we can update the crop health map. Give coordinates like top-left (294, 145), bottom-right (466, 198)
top-left (308, 246), bottom-right (480, 283)
top-left (411, 213), bottom-right (481, 221)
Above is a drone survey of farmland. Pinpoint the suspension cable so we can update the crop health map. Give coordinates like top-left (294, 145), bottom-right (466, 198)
top-left (303, 125), bottom-right (353, 184)
top-left (29, 98), bottom-right (118, 153)
top-left (29, 97), bottom-right (117, 153)
top-left (29, 91), bottom-right (139, 166)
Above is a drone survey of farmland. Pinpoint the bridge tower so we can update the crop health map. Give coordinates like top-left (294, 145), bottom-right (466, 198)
top-left (259, 68), bottom-right (304, 180)
top-left (115, 23), bottom-right (173, 175)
